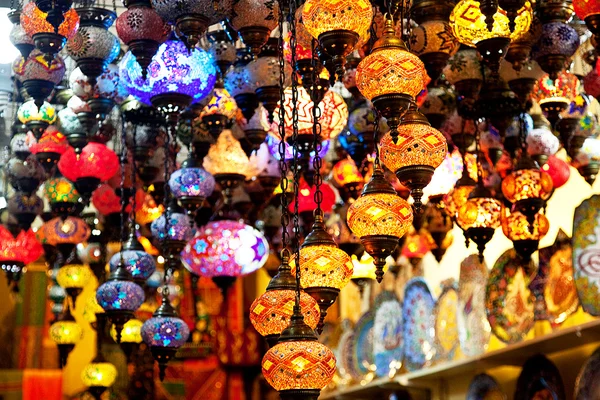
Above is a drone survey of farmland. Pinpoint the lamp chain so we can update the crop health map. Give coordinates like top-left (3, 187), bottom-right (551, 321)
top-left (277, 0), bottom-right (290, 260)
top-left (310, 38), bottom-right (324, 214)
top-left (474, 119), bottom-right (483, 184)
top-left (130, 124), bottom-right (138, 235)
top-left (162, 122), bottom-right (173, 276)
top-left (118, 115), bottom-right (127, 268)
top-left (373, 108), bottom-right (382, 169)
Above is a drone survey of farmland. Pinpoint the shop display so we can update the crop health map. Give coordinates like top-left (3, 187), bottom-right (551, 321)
top-left (372, 291), bottom-right (403, 377)
top-left (402, 278), bottom-right (436, 371)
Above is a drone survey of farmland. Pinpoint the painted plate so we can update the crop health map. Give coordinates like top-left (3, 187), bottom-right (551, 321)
top-left (458, 254), bottom-right (491, 357)
top-left (373, 291), bottom-right (403, 377)
top-left (402, 277), bottom-right (436, 371)
top-left (573, 194), bottom-right (600, 316)
top-left (485, 249), bottom-right (535, 344)
top-left (352, 311), bottom-right (375, 376)
top-left (467, 373), bottom-right (506, 400)
top-left (434, 279), bottom-right (459, 361)
top-left (515, 354), bottom-right (565, 400)
top-left (337, 323), bottom-right (359, 381)
top-left (575, 346), bottom-right (600, 399)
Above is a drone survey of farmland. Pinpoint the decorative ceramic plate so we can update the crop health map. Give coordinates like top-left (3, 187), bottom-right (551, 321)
top-left (402, 277), bottom-right (436, 371)
top-left (485, 249), bottom-right (535, 344)
top-left (458, 254), bottom-right (491, 357)
top-left (467, 373), bottom-right (506, 400)
top-left (573, 195), bottom-right (600, 316)
top-left (337, 325), bottom-right (359, 381)
top-left (352, 311), bottom-right (375, 376)
top-left (434, 279), bottom-right (459, 361)
top-left (373, 291), bottom-right (403, 377)
top-left (515, 354), bottom-right (565, 400)
top-left (575, 346), bottom-right (600, 399)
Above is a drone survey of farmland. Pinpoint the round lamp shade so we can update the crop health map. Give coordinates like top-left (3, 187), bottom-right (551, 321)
top-left (17, 100), bottom-right (56, 124)
top-left (502, 210), bottom-right (549, 241)
top-left (110, 250), bottom-right (156, 281)
top-left (81, 362), bottom-right (118, 388)
top-left (347, 193), bottom-right (413, 238)
top-left (250, 290), bottom-right (320, 337)
top-left (302, 0), bottom-right (373, 42)
top-left (292, 245), bottom-right (354, 290)
top-left (56, 264), bottom-right (93, 289)
top-left (574, 0), bottom-right (600, 19)
top-left (58, 142), bottom-right (119, 183)
top-left (111, 319), bottom-right (143, 343)
top-left (96, 280), bottom-right (145, 312)
top-left (141, 316), bottom-right (190, 347)
top-left (20, 2), bottom-right (79, 40)
top-left (49, 320), bottom-right (83, 344)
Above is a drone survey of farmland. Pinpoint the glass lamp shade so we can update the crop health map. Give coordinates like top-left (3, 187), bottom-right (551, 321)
top-left (91, 184), bottom-right (122, 216)
top-left (115, 6), bottom-right (169, 45)
top-left (169, 166), bottom-right (215, 200)
top-left (45, 177), bottom-right (80, 204)
top-left (449, 0), bottom-right (533, 47)
top-left (56, 264), bottom-right (93, 289)
top-left (356, 46), bottom-right (425, 101)
top-left (250, 290), bottom-right (320, 337)
top-left (203, 129), bottom-right (250, 176)
top-left (70, 65), bottom-right (128, 103)
top-left (42, 217), bottom-right (91, 245)
top-left (20, 2), bottom-right (80, 40)
top-left (332, 158), bottom-right (363, 187)
top-left (443, 48), bottom-right (483, 85)
top-left (379, 123), bottom-right (447, 173)
top-left (151, 0), bottom-right (232, 24)
top-left (262, 340), bottom-right (337, 391)
top-left (574, 0), bottom-right (600, 18)
top-left (347, 193), bottom-right (413, 238)
top-left (0, 226), bottom-right (43, 264)
top-left (58, 142), bottom-right (119, 182)
top-left (150, 212), bottom-right (194, 243)
top-left (347, 105), bottom-right (376, 135)
top-left (526, 128), bottom-right (560, 156)
top-left (7, 156), bottom-right (46, 193)
top-left (110, 250), bottom-right (156, 281)
top-left (29, 127), bottom-right (69, 155)
top-left (457, 197), bottom-right (503, 230)
top-left (499, 59), bottom-right (544, 82)
top-left (501, 168), bottom-right (553, 203)
top-left (49, 285), bottom-right (67, 304)
top-left (182, 220), bottom-right (269, 277)
top-left (81, 362), bottom-right (117, 388)
top-left (141, 316), bottom-right (190, 347)
top-left (67, 95), bottom-right (90, 113)
top-left (111, 319), bottom-right (143, 343)
top-left (96, 279), bottom-right (144, 312)
top-left (443, 183), bottom-right (476, 217)
top-left (66, 26), bottom-right (119, 63)
top-left (561, 94), bottom-right (590, 120)
top-left (7, 192), bottom-right (43, 215)
top-left (119, 39), bottom-right (217, 106)
top-left (574, 138), bottom-right (600, 168)
top-left (292, 245), bottom-right (354, 290)
top-left (283, 8), bottom-right (314, 62)
top-left (302, 0), bottom-right (372, 42)
top-left (11, 133), bottom-right (30, 158)
top-left (49, 320), bottom-right (83, 344)
top-left (229, 0), bottom-right (279, 31)
top-left (288, 178), bottom-right (337, 215)
top-left (17, 100), bottom-right (56, 124)
top-left (274, 87), bottom-right (348, 140)
top-left (410, 20), bottom-right (459, 57)
top-left (201, 88), bottom-right (238, 120)
top-left (10, 18), bottom-right (34, 54)
top-left (224, 64), bottom-right (256, 97)
top-left (502, 210), bottom-right (549, 241)
top-left (57, 108), bottom-right (83, 136)
top-left (542, 155), bottom-right (570, 189)
top-left (532, 22), bottom-right (580, 59)
top-left (246, 56), bottom-right (292, 89)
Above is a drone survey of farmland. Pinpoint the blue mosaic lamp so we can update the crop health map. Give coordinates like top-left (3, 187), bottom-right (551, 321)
top-left (150, 200), bottom-right (194, 271)
top-left (109, 233), bottom-right (156, 284)
top-left (168, 156), bottom-right (215, 219)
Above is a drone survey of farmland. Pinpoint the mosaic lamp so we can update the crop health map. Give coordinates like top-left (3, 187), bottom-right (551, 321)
top-left (456, 183), bottom-right (503, 261)
top-left (356, 19), bottom-right (426, 144)
top-left (150, 201), bottom-right (194, 271)
top-left (331, 157), bottom-right (364, 201)
top-left (44, 176), bottom-right (83, 218)
top-left (409, 20), bottom-right (459, 82)
top-left (8, 9), bottom-right (34, 58)
top-left (6, 155), bottom-right (46, 196)
top-left (7, 192), bottom-right (43, 231)
top-left (96, 263), bottom-right (145, 343)
top-left (56, 257), bottom-right (93, 304)
top-left (109, 234), bottom-right (156, 284)
top-left (58, 142), bottom-right (119, 202)
top-left (115, 0), bottom-right (169, 79)
top-left (14, 49), bottom-right (66, 107)
top-left (42, 216), bottom-right (91, 261)
top-left (531, 72), bottom-right (579, 126)
top-left (29, 127), bottom-right (69, 172)
top-left (111, 318), bottom-right (143, 362)
top-left (250, 253), bottom-right (320, 346)
top-left (229, 0), bottom-right (280, 55)
top-left (532, 22), bottom-right (580, 79)
top-left (81, 360), bottom-right (117, 400)
top-left (50, 305), bottom-right (83, 368)
top-left (574, 0), bottom-right (600, 43)
top-left (141, 289), bottom-right (190, 381)
top-left (17, 99), bottom-right (56, 139)
top-left (168, 156), bottom-right (215, 219)
top-left (347, 165), bottom-right (413, 283)
top-left (20, 2), bottom-right (79, 59)
top-left (0, 226), bottom-right (43, 292)
top-left (380, 103), bottom-right (448, 210)
top-left (200, 88), bottom-right (238, 139)
top-left (502, 210), bottom-right (549, 262)
top-left (303, 0), bottom-right (373, 80)
top-left (292, 211), bottom-right (354, 334)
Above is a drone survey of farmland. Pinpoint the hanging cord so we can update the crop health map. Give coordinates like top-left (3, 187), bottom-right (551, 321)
top-left (310, 38), bottom-right (324, 214)
top-left (277, 1), bottom-right (291, 261)
top-left (130, 124), bottom-right (138, 234)
top-left (162, 122), bottom-right (173, 274)
top-left (372, 108), bottom-right (382, 169)
top-left (119, 115), bottom-right (127, 268)
top-left (474, 120), bottom-right (483, 185)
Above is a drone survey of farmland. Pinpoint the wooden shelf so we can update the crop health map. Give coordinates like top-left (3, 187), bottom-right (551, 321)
top-left (320, 319), bottom-right (600, 399)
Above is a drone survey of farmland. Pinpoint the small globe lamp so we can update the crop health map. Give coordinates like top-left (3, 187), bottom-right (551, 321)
top-left (109, 234), bottom-right (156, 285)
top-left (499, 59), bottom-right (545, 110)
top-left (8, 10), bottom-right (34, 58)
top-left (49, 304), bottom-right (83, 368)
top-left (224, 47), bottom-right (258, 121)
top-left (56, 258), bottom-right (93, 304)
top-left (17, 99), bottom-right (56, 139)
top-left (532, 22), bottom-right (580, 79)
top-left (542, 155), bottom-right (570, 189)
top-left (203, 129), bottom-right (250, 198)
top-left (7, 192), bottom-right (43, 231)
top-left (141, 289), bottom-right (190, 381)
top-left (351, 252), bottom-right (387, 295)
top-left (29, 127), bottom-right (69, 172)
top-left (150, 199), bottom-right (194, 271)
top-left (206, 29), bottom-right (237, 84)
top-left (456, 183), bottom-right (503, 262)
top-left (0, 226), bottom-right (43, 292)
top-left (44, 176), bottom-right (83, 219)
top-left (572, 137), bottom-right (600, 186)
top-left (574, 0), bottom-right (600, 46)
top-left (531, 72), bottom-right (579, 127)
top-left (356, 18), bottom-right (425, 144)
top-left (502, 210), bottom-right (549, 262)
top-left (250, 253), bottom-right (320, 346)
top-left (409, 20), bottom-right (460, 82)
top-left (6, 155), bottom-right (46, 196)
top-left (169, 156), bottom-right (216, 219)
top-left (380, 103), bottom-right (448, 210)
top-left (347, 166), bottom-right (413, 283)
top-left (42, 216), bottom-right (91, 262)
top-left (229, 0), bottom-right (280, 55)
top-left (111, 319), bottom-right (143, 363)
top-left (331, 157), bottom-right (364, 202)
top-left (303, 0), bottom-right (373, 80)
top-left (81, 360), bottom-right (117, 400)
top-left (526, 127), bottom-right (560, 166)
top-left (200, 88), bottom-right (238, 139)
top-left (442, 47), bottom-right (484, 100)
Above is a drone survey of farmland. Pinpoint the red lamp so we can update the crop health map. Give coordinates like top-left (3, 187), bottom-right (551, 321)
top-left (289, 176), bottom-right (337, 216)
top-left (92, 184), bottom-right (126, 216)
top-left (541, 155), bottom-right (570, 189)
top-left (0, 226), bottom-right (43, 291)
top-left (574, 0), bottom-right (600, 47)
top-left (58, 142), bottom-right (119, 203)
top-left (29, 127), bottom-right (69, 173)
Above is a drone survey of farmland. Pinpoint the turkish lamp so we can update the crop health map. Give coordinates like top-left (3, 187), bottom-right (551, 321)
top-left (500, 59), bottom-right (545, 109)
top-left (81, 358), bottom-right (117, 400)
top-left (502, 209), bottom-right (549, 262)
top-left (573, 137), bottom-right (600, 186)
top-left (350, 253), bottom-right (386, 295)
top-left (532, 22), bottom-right (580, 80)
top-left (303, 0), bottom-right (373, 80)
top-left (169, 156), bottom-right (216, 219)
top-left (150, 200), bottom-right (194, 271)
top-left (574, 0), bottom-right (600, 45)
top-left (200, 88), bottom-right (238, 139)
top-left (206, 30), bottom-right (237, 84)
top-left (356, 19), bottom-right (425, 143)
top-left (442, 47), bottom-right (484, 100)
top-left (56, 258), bottom-right (93, 304)
top-left (111, 318), bottom-right (143, 363)
top-left (9, 10), bottom-right (34, 59)
top-left (347, 166), bottom-right (413, 283)
top-left (422, 195), bottom-right (455, 262)
top-left (229, 0), bottom-right (280, 55)
top-left (456, 183), bottom-right (502, 262)
top-left (225, 47), bottom-right (258, 121)
top-left (293, 212), bottom-right (354, 334)
top-left (49, 305), bottom-right (83, 368)
top-left (531, 72), bottom-right (579, 127)
top-left (250, 253), bottom-right (320, 347)
top-left (409, 20), bottom-right (460, 83)
top-left (380, 103), bottom-right (448, 211)
top-left (109, 233), bottom-right (157, 285)
top-left (331, 157), bottom-right (364, 201)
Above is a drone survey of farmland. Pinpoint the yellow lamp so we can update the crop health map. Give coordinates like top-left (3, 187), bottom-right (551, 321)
top-left (111, 319), bottom-right (143, 344)
top-left (49, 311), bottom-right (83, 368)
top-left (56, 263), bottom-right (93, 303)
top-left (81, 361), bottom-right (118, 399)
top-left (502, 210), bottom-right (549, 261)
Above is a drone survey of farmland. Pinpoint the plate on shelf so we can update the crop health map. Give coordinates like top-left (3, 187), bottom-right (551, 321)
top-left (573, 195), bottom-right (600, 316)
top-left (352, 311), bottom-right (375, 376)
top-left (485, 249), bottom-right (535, 344)
top-left (402, 277), bottom-right (436, 371)
top-left (467, 373), bottom-right (506, 400)
top-left (434, 279), bottom-right (459, 362)
top-left (373, 291), bottom-right (403, 377)
top-left (515, 354), bottom-right (566, 400)
top-left (575, 346), bottom-right (600, 399)
top-left (458, 254), bottom-right (490, 357)
top-left (337, 321), bottom-right (359, 382)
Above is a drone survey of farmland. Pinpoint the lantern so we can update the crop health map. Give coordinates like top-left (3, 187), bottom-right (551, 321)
top-left (0, 226), bottom-right (43, 291)
top-left (502, 210), bottom-right (549, 261)
top-left (14, 49), bottom-right (66, 107)
top-left (229, 0), bottom-right (280, 55)
top-left (502, 156), bottom-right (553, 219)
top-left (20, 2), bottom-right (79, 58)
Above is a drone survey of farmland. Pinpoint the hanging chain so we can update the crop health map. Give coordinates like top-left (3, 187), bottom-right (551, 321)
top-left (277, 2), bottom-right (290, 260)
top-left (311, 38), bottom-right (324, 214)
top-left (373, 108), bottom-right (381, 169)
top-left (474, 119), bottom-right (483, 184)
top-left (162, 122), bottom-right (173, 272)
top-left (130, 124), bottom-right (138, 234)
top-left (119, 116), bottom-right (127, 267)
